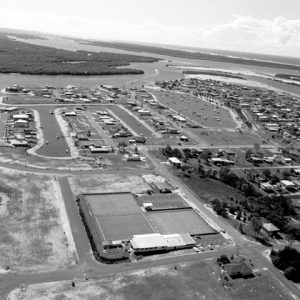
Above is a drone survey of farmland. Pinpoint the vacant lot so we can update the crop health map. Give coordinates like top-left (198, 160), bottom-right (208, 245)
top-left (0, 168), bottom-right (76, 272)
top-left (149, 209), bottom-right (215, 235)
top-left (69, 173), bottom-right (152, 195)
top-left (182, 176), bottom-right (248, 204)
top-left (190, 128), bottom-right (262, 146)
top-left (8, 260), bottom-right (292, 300)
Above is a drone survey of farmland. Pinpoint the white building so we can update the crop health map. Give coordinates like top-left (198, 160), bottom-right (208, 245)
top-left (130, 233), bottom-right (195, 253)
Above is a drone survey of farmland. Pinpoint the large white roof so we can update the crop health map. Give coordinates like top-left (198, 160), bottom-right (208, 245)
top-left (164, 234), bottom-right (186, 247)
top-left (130, 233), bottom-right (167, 249)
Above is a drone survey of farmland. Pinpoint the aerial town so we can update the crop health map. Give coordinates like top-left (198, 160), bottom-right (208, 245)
top-left (0, 11), bottom-right (300, 297)
top-left (1, 66), bottom-right (300, 299)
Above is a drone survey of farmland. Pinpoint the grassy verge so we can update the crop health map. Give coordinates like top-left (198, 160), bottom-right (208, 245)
top-left (8, 260), bottom-right (293, 300)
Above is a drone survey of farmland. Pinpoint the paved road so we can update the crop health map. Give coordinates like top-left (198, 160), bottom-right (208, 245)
top-left (141, 148), bottom-right (300, 300)
top-left (58, 177), bottom-right (95, 267)
top-left (0, 99), bottom-right (299, 298)
top-left (84, 111), bottom-right (115, 147)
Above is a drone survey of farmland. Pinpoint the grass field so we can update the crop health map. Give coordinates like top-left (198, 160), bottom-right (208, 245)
top-left (190, 128), bottom-right (262, 146)
top-left (96, 214), bottom-right (154, 241)
top-left (8, 260), bottom-right (293, 300)
top-left (84, 192), bottom-right (154, 241)
top-left (182, 176), bottom-right (249, 205)
top-left (0, 112), bottom-right (7, 140)
top-left (149, 209), bottom-right (216, 235)
top-left (85, 193), bottom-right (141, 216)
top-left (0, 168), bottom-right (76, 272)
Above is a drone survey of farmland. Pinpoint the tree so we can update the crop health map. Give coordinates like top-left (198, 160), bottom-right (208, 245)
top-left (282, 170), bottom-right (291, 179)
top-left (262, 169), bottom-right (271, 179)
top-left (245, 149), bottom-right (253, 160)
top-left (200, 149), bottom-right (212, 163)
top-left (251, 216), bottom-right (262, 237)
top-left (254, 142), bottom-right (260, 153)
top-left (197, 163), bottom-right (205, 177)
top-left (270, 175), bottom-right (280, 185)
top-left (284, 266), bottom-right (297, 281)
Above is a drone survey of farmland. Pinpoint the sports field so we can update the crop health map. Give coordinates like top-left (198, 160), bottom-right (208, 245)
top-left (136, 193), bottom-right (190, 210)
top-left (97, 215), bottom-right (154, 241)
top-left (86, 192), bottom-right (141, 216)
top-left (149, 209), bottom-right (216, 235)
top-left (84, 192), bottom-right (154, 241)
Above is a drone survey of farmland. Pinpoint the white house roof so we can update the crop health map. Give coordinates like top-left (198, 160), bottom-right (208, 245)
top-left (15, 119), bottom-right (28, 123)
top-left (168, 157), bottom-right (182, 164)
top-left (13, 114), bottom-right (29, 119)
top-left (262, 223), bottom-right (279, 232)
top-left (281, 180), bottom-right (295, 187)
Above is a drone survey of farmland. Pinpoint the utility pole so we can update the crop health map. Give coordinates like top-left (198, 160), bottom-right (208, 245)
top-left (236, 244), bottom-right (240, 257)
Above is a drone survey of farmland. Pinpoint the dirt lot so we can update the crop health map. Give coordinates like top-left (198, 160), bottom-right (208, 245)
top-left (8, 260), bottom-right (292, 300)
top-left (0, 167), bottom-right (76, 272)
top-left (69, 173), bottom-right (155, 195)
top-left (190, 128), bottom-right (262, 146)
top-left (3, 94), bottom-right (56, 105)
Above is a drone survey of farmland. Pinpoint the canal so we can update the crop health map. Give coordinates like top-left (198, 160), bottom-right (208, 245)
top-left (29, 105), bottom-right (71, 157)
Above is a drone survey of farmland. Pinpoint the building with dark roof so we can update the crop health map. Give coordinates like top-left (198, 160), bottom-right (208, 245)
top-left (224, 258), bottom-right (253, 279)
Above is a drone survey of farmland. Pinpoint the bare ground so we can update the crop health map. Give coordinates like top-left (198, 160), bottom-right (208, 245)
top-left (8, 260), bottom-right (292, 300)
top-left (69, 173), bottom-right (157, 195)
top-left (0, 167), bottom-right (76, 272)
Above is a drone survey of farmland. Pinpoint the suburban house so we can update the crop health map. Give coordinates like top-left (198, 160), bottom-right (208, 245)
top-left (223, 258), bottom-right (253, 279)
top-left (261, 221), bottom-right (280, 237)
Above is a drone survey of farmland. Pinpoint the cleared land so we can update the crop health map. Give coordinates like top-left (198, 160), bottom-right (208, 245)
top-left (0, 35), bottom-right (158, 75)
top-left (149, 209), bottom-right (216, 235)
top-left (8, 260), bottom-right (293, 300)
top-left (69, 173), bottom-right (152, 195)
top-left (136, 193), bottom-right (190, 210)
top-left (191, 128), bottom-right (262, 146)
top-left (0, 112), bottom-right (7, 140)
top-left (0, 168), bottom-right (76, 272)
top-left (182, 176), bottom-right (248, 205)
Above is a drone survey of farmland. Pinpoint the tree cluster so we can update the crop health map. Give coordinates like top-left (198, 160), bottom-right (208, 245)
top-left (271, 246), bottom-right (300, 282)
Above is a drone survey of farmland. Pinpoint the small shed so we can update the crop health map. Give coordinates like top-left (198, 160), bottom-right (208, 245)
top-left (168, 157), bottom-right (182, 167)
top-left (261, 222), bottom-right (279, 237)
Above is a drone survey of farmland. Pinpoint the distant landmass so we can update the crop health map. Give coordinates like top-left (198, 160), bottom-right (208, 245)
top-left (0, 31), bottom-right (158, 76)
top-left (80, 40), bottom-right (300, 72)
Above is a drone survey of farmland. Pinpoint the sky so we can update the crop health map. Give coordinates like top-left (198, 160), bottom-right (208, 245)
top-left (0, 0), bottom-right (299, 57)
